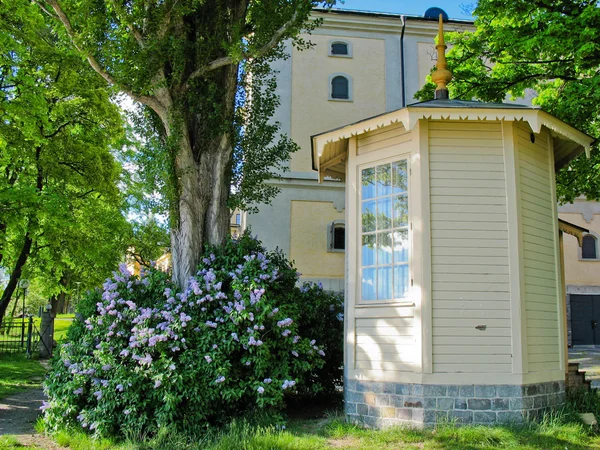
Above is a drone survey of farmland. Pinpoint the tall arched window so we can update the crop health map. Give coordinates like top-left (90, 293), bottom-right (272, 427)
top-left (331, 76), bottom-right (349, 100)
top-left (582, 234), bottom-right (597, 259)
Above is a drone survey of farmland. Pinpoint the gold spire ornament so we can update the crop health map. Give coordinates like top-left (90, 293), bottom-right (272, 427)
top-left (431, 13), bottom-right (452, 100)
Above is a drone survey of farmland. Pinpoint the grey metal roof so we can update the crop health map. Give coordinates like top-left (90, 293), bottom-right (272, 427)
top-left (408, 99), bottom-right (540, 109)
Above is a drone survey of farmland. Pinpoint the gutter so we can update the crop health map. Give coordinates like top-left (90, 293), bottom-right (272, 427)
top-left (400, 15), bottom-right (406, 107)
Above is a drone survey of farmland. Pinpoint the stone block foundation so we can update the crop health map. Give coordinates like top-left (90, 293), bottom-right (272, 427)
top-left (345, 380), bottom-right (565, 428)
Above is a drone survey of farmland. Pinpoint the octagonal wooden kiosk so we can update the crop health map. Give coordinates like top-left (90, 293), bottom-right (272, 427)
top-left (311, 100), bottom-right (594, 427)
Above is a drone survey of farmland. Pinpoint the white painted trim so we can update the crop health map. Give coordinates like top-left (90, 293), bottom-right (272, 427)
top-left (346, 137), bottom-right (358, 374)
top-left (328, 39), bottom-right (353, 57)
top-left (415, 120), bottom-right (432, 374)
top-left (548, 130), bottom-right (566, 374)
top-left (503, 121), bottom-right (526, 375)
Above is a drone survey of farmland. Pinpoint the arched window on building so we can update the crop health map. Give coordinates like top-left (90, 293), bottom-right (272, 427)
top-left (582, 234), bottom-right (597, 259)
top-left (331, 76), bottom-right (349, 100)
top-left (331, 42), bottom-right (349, 56)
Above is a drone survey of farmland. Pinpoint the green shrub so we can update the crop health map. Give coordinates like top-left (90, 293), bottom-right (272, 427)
top-left (43, 233), bottom-right (343, 438)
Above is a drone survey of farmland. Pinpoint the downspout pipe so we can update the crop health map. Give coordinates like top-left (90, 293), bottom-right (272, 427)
top-left (400, 15), bottom-right (406, 107)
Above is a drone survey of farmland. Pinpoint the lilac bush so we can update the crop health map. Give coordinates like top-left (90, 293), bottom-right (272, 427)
top-left (42, 233), bottom-right (343, 437)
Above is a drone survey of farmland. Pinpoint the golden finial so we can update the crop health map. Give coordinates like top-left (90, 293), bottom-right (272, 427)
top-left (431, 13), bottom-right (452, 100)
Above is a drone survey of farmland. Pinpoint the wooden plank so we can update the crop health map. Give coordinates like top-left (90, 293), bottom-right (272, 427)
top-left (429, 153), bottom-right (505, 164)
top-left (434, 354), bottom-right (512, 364)
top-left (432, 230), bottom-right (509, 240)
top-left (433, 273), bottom-right (509, 283)
top-left (433, 345), bottom-right (511, 355)
top-left (432, 238), bottom-right (508, 248)
top-left (431, 187), bottom-right (507, 197)
top-left (525, 301), bottom-right (558, 313)
top-left (430, 170), bottom-right (505, 180)
top-left (522, 231), bottom-right (555, 248)
top-left (527, 353), bottom-right (559, 364)
top-left (433, 318), bottom-right (510, 328)
top-left (528, 361), bottom-right (559, 372)
top-left (359, 134), bottom-right (413, 154)
top-left (521, 177), bottom-right (551, 196)
top-left (356, 317), bottom-right (413, 328)
top-left (524, 283), bottom-right (556, 296)
top-left (523, 241), bottom-right (555, 258)
top-left (429, 138), bottom-right (503, 148)
top-left (355, 349), bottom-right (415, 363)
top-left (528, 336), bottom-right (559, 346)
top-left (430, 178), bottom-right (506, 190)
top-left (524, 267), bottom-right (556, 282)
top-left (433, 327), bottom-right (511, 337)
top-left (526, 328), bottom-right (559, 338)
top-left (432, 264), bottom-right (510, 275)
top-left (430, 129), bottom-right (503, 140)
top-left (432, 291), bottom-right (511, 301)
top-left (527, 345), bottom-right (558, 355)
top-left (429, 162), bottom-right (505, 172)
top-left (430, 196), bottom-right (506, 205)
top-left (524, 257), bottom-right (555, 272)
top-left (432, 256), bottom-right (509, 266)
top-left (355, 360), bottom-right (415, 372)
top-left (355, 334), bottom-right (415, 346)
top-left (432, 336), bottom-right (511, 346)
top-left (431, 212), bottom-right (507, 222)
top-left (432, 247), bottom-right (509, 257)
top-left (431, 203), bottom-right (507, 214)
top-left (354, 306), bottom-right (414, 319)
top-left (519, 166), bottom-right (552, 188)
top-left (429, 121), bottom-right (501, 131)
top-left (432, 222), bottom-right (508, 232)
top-left (432, 282), bottom-right (510, 293)
top-left (358, 123), bottom-right (408, 143)
top-left (520, 197), bottom-right (553, 217)
top-left (432, 363), bottom-right (511, 373)
top-left (433, 309), bottom-right (511, 319)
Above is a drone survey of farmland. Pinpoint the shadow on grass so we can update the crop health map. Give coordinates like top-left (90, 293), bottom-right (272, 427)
top-left (0, 353), bottom-right (46, 399)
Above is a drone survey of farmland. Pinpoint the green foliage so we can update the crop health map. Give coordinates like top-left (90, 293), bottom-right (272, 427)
top-left (0, 0), bottom-right (130, 301)
top-left (415, 0), bottom-right (600, 203)
top-left (43, 233), bottom-right (343, 438)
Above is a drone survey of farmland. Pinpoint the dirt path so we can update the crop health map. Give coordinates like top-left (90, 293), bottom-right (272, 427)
top-left (0, 388), bottom-right (66, 449)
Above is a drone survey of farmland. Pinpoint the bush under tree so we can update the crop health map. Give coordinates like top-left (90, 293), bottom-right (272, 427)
top-left (42, 233), bottom-right (343, 437)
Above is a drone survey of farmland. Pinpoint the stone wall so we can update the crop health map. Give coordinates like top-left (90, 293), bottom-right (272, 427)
top-left (345, 380), bottom-right (565, 428)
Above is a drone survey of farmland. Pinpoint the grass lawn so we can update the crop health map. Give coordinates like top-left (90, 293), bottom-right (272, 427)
top-left (40, 414), bottom-right (600, 450)
top-left (0, 353), bottom-right (46, 399)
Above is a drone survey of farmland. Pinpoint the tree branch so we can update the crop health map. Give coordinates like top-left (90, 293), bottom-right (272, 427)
top-left (185, 9), bottom-right (299, 87)
top-left (35, 0), bottom-right (167, 116)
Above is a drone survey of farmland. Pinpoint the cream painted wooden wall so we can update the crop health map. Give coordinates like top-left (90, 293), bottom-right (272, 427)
top-left (428, 121), bottom-right (513, 374)
top-left (515, 123), bottom-right (561, 373)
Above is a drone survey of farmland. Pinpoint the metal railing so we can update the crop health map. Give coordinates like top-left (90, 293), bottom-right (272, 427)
top-left (0, 316), bottom-right (41, 356)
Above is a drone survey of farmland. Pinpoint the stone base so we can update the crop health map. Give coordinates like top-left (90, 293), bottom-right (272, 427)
top-left (345, 380), bottom-right (565, 427)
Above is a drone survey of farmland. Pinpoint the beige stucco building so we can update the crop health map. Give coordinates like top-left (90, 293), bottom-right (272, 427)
top-left (246, 9), bottom-right (474, 290)
top-left (559, 200), bottom-right (600, 345)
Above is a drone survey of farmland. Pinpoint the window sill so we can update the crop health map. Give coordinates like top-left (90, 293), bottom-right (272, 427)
top-left (579, 258), bottom-right (600, 262)
top-left (355, 301), bottom-right (415, 308)
top-left (328, 98), bottom-right (353, 103)
top-left (328, 54), bottom-right (353, 58)
top-left (326, 249), bottom-right (345, 253)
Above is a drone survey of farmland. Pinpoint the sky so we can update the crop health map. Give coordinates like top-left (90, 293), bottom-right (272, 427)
top-left (334, 1), bottom-right (474, 20)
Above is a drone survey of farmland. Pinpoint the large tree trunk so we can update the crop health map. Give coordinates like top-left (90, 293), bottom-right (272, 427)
top-left (170, 65), bottom-right (238, 288)
top-left (0, 233), bottom-right (33, 326)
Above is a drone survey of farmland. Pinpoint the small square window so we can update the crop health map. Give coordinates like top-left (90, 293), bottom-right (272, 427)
top-left (327, 221), bottom-right (345, 252)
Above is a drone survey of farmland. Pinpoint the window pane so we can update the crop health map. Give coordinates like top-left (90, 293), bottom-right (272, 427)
top-left (333, 226), bottom-right (345, 250)
top-left (331, 43), bottom-right (348, 55)
top-left (362, 234), bottom-right (376, 266)
top-left (362, 268), bottom-right (377, 301)
top-left (393, 230), bottom-right (409, 263)
top-left (392, 160), bottom-right (408, 193)
top-left (362, 200), bottom-right (376, 232)
top-left (394, 264), bottom-right (409, 299)
top-left (361, 168), bottom-right (376, 199)
top-left (376, 164), bottom-right (392, 197)
top-left (377, 267), bottom-right (392, 300)
top-left (377, 197), bottom-right (392, 230)
top-left (393, 195), bottom-right (408, 228)
top-left (331, 76), bottom-right (349, 99)
top-left (583, 235), bottom-right (597, 259)
top-left (377, 232), bottom-right (393, 265)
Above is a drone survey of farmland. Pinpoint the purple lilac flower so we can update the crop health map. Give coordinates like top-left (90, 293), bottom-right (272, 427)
top-left (102, 365), bottom-right (111, 371)
top-left (169, 364), bottom-right (176, 371)
top-left (318, 350), bottom-right (326, 356)
top-left (124, 409), bottom-right (131, 415)
top-left (277, 318), bottom-right (293, 328)
top-left (257, 386), bottom-right (265, 394)
top-left (154, 380), bottom-right (162, 388)
top-left (40, 401), bottom-right (50, 411)
top-left (215, 376), bottom-right (226, 384)
top-left (205, 355), bottom-right (212, 363)
top-left (292, 351), bottom-right (299, 357)
top-left (116, 384), bottom-right (124, 392)
top-left (264, 378), bottom-right (272, 384)
top-left (74, 388), bottom-right (83, 395)
top-left (93, 391), bottom-right (103, 400)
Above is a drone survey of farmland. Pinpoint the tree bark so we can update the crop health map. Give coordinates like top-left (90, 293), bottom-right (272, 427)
top-left (0, 233), bottom-right (33, 326)
top-left (170, 65), bottom-right (238, 288)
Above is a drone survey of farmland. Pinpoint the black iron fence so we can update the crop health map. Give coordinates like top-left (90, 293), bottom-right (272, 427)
top-left (0, 316), bottom-right (44, 356)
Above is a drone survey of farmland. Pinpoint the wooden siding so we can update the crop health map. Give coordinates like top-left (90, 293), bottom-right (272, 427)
top-left (357, 123), bottom-right (411, 155)
top-left (354, 305), bottom-right (416, 372)
top-left (516, 123), bottom-right (560, 372)
top-left (429, 121), bottom-right (512, 374)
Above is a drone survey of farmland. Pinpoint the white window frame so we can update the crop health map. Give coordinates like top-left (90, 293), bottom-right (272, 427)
top-left (328, 73), bottom-right (353, 102)
top-left (357, 155), bottom-right (411, 305)
top-left (328, 40), bottom-right (353, 58)
top-left (327, 220), bottom-right (345, 253)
